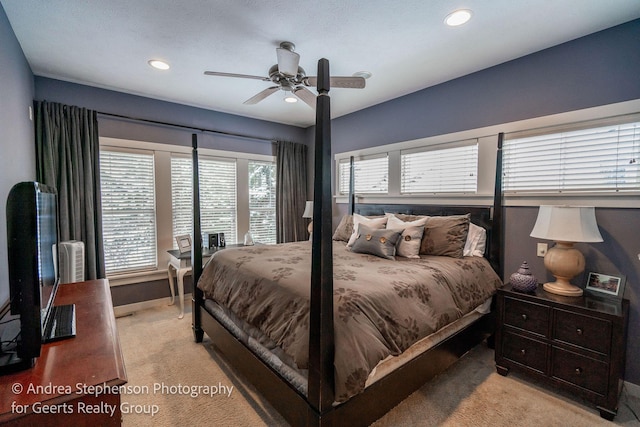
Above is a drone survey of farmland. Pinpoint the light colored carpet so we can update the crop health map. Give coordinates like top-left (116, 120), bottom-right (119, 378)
top-left (116, 303), bottom-right (640, 427)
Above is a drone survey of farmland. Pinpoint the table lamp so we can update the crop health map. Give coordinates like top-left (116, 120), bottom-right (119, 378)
top-left (530, 205), bottom-right (603, 297)
top-left (302, 201), bottom-right (314, 234)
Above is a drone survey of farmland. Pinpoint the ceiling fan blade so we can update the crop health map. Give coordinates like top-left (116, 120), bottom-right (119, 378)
top-left (276, 47), bottom-right (300, 76)
top-left (204, 71), bottom-right (270, 81)
top-left (305, 76), bottom-right (366, 89)
top-left (293, 87), bottom-right (316, 108)
top-left (243, 86), bottom-right (279, 105)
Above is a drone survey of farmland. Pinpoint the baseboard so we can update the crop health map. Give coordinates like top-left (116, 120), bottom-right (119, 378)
top-left (625, 381), bottom-right (640, 399)
top-left (113, 293), bottom-right (192, 318)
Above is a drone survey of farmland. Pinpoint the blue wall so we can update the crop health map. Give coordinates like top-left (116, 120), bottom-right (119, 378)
top-left (0, 5), bottom-right (36, 307)
top-left (328, 19), bottom-right (640, 386)
top-left (331, 19), bottom-right (640, 152)
top-left (35, 77), bottom-right (308, 154)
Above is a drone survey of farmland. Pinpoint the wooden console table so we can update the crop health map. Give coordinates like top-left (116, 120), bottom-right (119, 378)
top-left (0, 279), bottom-right (127, 426)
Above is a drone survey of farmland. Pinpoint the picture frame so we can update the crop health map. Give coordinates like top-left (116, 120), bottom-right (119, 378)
top-left (585, 272), bottom-right (626, 299)
top-left (175, 234), bottom-right (192, 253)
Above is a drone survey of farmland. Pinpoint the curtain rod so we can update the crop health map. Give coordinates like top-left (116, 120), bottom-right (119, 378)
top-left (96, 111), bottom-right (275, 143)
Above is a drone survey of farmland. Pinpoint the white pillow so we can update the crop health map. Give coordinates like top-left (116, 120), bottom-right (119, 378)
top-left (346, 214), bottom-right (388, 247)
top-left (463, 223), bottom-right (487, 257)
top-left (386, 214), bottom-right (428, 258)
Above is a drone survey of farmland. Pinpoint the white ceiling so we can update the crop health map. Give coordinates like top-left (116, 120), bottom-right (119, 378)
top-left (3, 0), bottom-right (639, 128)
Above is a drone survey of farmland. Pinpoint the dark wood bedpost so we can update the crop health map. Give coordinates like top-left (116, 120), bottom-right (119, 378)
top-left (308, 58), bottom-right (335, 420)
top-left (490, 132), bottom-right (504, 280)
top-left (348, 156), bottom-right (355, 215)
top-left (192, 133), bottom-right (204, 342)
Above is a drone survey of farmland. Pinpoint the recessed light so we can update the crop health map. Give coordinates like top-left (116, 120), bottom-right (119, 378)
top-left (148, 59), bottom-right (170, 70)
top-left (445, 9), bottom-right (472, 27)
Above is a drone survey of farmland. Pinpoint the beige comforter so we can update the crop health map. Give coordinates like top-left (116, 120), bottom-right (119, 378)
top-left (197, 241), bottom-right (501, 402)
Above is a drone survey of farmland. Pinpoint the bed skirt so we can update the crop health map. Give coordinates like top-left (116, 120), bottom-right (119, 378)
top-left (203, 297), bottom-right (491, 404)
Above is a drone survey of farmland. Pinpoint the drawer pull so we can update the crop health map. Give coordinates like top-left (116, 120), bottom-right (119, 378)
top-left (576, 328), bottom-right (583, 335)
top-left (575, 367), bottom-right (583, 375)
top-left (521, 314), bottom-right (528, 321)
top-left (520, 349), bottom-right (526, 356)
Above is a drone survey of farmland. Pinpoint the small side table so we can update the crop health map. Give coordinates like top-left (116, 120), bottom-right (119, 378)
top-left (166, 248), bottom-right (215, 319)
top-left (167, 244), bottom-right (245, 318)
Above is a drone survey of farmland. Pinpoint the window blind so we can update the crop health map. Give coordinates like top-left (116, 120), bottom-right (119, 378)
top-left (401, 142), bottom-right (478, 193)
top-left (338, 155), bottom-right (388, 195)
top-left (248, 160), bottom-right (276, 244)
top-left (100, 150), bottom-right (157, 274)
top-left (504, 121), bottom-right (640, 193)
top-left (171, 156), bottom-right (238, 245)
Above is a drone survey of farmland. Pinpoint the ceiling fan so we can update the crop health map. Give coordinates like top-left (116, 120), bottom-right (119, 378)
top-left (204, 42), bottom-right (366, 108)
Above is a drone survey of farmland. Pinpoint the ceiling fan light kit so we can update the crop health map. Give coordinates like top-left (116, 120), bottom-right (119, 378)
top-left (352, 71), bottom-right (372, 79)
top-left (204, 41), bottom-right (366, 107)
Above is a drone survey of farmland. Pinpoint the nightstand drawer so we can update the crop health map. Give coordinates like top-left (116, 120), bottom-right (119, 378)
top-left (553, 309), bottom-right (612, 355)
top-left (551, 347), bottom-right (609, 396)
top-left (502, 331), bottom-right (548, 374)
top-left (504, 297), bottom-right (549, 337)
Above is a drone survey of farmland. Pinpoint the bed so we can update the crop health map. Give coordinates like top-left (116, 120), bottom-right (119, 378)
top-left (191, 59), bottom-right (505, 426)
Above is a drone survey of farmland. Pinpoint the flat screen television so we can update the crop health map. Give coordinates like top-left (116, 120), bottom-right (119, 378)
top-left (1, 182), bottom-right (62, 372)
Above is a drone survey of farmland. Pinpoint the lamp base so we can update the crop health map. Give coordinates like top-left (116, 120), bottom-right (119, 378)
top-left (542, 242), bottom-right (585, 297)
top-left (543, 281), bottom-right (583, 297)
top-left (307, 221), bottom-right (313, 234)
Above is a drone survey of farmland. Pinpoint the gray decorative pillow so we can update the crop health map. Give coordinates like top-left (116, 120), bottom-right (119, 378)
top-left (332, 214), bottom-right (354, 242)
top-left (350, 224), bottom-right (402, 260)
top-left (420, 214), bottom-right (470, 258)
top-left (346, 214), bottom-right (388, 247)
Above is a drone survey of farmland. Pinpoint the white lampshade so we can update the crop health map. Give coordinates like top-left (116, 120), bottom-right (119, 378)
top-left (302, 201), bottom-right (314, 218)
top-left (530, 205), bottom-right (603, 243)
top-left (530, 205), bottom-right (603, 297)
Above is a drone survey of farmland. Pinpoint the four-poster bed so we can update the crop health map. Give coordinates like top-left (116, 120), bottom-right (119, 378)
top-left (190, 59), bottom-right (505, 426)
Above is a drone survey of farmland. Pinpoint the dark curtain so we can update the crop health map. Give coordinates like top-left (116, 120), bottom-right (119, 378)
top-left (275, 140), bottom-right (308, 243)
top-left (34, 101), bottom-right (105, 280)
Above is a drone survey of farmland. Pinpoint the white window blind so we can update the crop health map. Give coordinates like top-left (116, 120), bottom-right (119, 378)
top-left (100, 150), bottom-right (157, 274)
top-left (171, 156), bottom-right (238, 245)
top-left (248, 160), bottom-right (276, 244)
top-left (503, 121), bottom-right (640, 193)
top-left (338, 155), bottom-right (388, 195)
top-left (401, 142), bottom-right (478, 193)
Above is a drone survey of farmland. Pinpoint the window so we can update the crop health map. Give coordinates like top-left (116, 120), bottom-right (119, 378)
top-left (248, 160), bottom-right (276, 244)
top-left (99, 137), bottom-right (277, 281)
top-left (401, 142), bottom-right (478, 193)
top-left (100, 149), bottom-right (157, 274)
top-left (338, 155), bottom-right (388, 195)
top-left (171, 155), bottom-right (237, 245)
top-left (503, 121), bottom-right (640, 193)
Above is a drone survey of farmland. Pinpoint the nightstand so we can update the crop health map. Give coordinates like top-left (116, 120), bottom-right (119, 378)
top-left (494, 284), bottom-right (629, 420)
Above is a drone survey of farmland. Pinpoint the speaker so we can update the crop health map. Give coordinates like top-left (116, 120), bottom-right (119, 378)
top-left (204, 232), bottom-right (225, 248)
